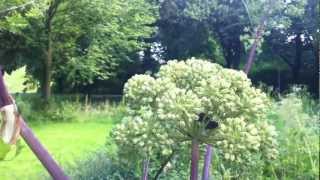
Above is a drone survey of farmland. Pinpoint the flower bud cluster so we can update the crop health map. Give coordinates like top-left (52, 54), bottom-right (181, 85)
top-left (215, 118), bottom-right (260, 163)
top-left (257, 122), bottom-right (279, 160)
top-left (112, 58), bottom-right (277, 164)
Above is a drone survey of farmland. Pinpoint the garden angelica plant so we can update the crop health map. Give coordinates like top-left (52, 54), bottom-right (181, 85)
top-left (111, 58), bottom-right (278, 179)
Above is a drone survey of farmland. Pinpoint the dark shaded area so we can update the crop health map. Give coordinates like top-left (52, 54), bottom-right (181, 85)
top-left (198, 113), bottom-right (219, 130)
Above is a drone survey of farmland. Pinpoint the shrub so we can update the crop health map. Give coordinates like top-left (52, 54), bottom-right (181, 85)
top-left (13, 94), bottom-right (79, 122)
top-left (266, 88), bottom-right (319, 179)
top-left (13, 94), bottom-right (125, 123)
top-left (68, 150), bottom-right (137, 180)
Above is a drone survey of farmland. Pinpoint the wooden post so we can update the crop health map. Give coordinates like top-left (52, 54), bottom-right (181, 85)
top-left (20, 117), bottom-right (69, 180)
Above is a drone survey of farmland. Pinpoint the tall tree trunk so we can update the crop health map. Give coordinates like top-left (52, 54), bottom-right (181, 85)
top-left (232, 36), bottom-right (242, 69)
top-left (219, 33), bottom-right (233, 69)
top-left (41, 0), bottom-right (61, 101)
top-left (190, 139), bottom-right (199, 180)
top-left (43, 31), bottom-right (52, 102)
top-left (243, 24), bottom-right (264, 74)
top-left (223, 41), bottom-right (241, 69)
top-left (292, 33), bottom-right (302, 81)
top-left (314, 36), bottom-right (320, 99)
top-left (318, 40), bottom-right (320, 99)
top-left (225, 48), bottom-right (233, 68)
top-left (243, 0), bottom-right (276, 75)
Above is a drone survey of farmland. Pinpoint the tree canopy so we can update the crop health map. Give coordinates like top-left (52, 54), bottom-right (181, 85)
top-left (0, 0), bottom-right (318, 97)
top-left (0, 0), bottom-right (157, 98)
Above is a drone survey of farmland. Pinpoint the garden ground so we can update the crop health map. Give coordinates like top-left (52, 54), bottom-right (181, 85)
top-left (0, 121), bottom-right (114, 180)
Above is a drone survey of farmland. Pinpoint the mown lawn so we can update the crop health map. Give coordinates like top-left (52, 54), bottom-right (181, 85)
top-left (0, 121), bottom-right (114, 180)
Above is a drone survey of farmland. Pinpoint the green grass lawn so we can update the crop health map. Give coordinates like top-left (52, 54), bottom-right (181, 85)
top-left (0, 121), bottom-right (114, 180)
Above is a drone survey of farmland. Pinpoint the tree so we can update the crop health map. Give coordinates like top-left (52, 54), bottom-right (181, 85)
top-left (264, 0), bottom-right (318, 82)
top-left (241, 0), bottom-right (307, 74)
top-left (203, 0), bottom-right (247, 69)
top-left (1, 0), bottom-right (83, 100)
top-left (147, 0), bottom-right (224, 65)
top-left (0, 0), bottom-right (35, 18)
top-left (0, 0), bottom-right (157, 99)
top-left (178, 0), bottom-right (307, 72)
top-left (53, 0), bottom-right (157, 93)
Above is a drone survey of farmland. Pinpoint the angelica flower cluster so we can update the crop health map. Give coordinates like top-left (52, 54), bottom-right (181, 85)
top-left (112, 58), bottom-right (277, 163)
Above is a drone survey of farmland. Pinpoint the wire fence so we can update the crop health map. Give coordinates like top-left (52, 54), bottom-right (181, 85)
top-left (13, 93), bottom-right (123, 104)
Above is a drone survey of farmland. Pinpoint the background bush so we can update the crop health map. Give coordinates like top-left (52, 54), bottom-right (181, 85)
top-left (13, 94), bottom-right (126, 123)
top-left (266, 88), bottom-right (319, 179)
top-left (68, 150), bottom-right (138, 180)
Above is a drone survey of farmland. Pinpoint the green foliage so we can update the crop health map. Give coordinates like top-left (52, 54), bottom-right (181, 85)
top-left (163, 0), bottom-right (310, 72)
top-left (14, 94), bottom-right (79, 122)
top-left (57, 0), bottom-right (157, 87)
top-left (266, 88), bottom-right (319, 179)
top-left (185, 0), bottom-right (307, 40)
top-left (13, 94), bottom-right (126, 123)
top-left (0, 0), bottom-right (158, 94)
top-left (111, 59), bottom-right (277, 177)
top-left (69, 150), bottom-right (138, 180)
top-left (0, 0), bottom-right (36, 21)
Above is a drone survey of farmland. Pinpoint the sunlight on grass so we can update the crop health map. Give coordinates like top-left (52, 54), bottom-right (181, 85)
top-left (0, 121), bottom-right (114, 180)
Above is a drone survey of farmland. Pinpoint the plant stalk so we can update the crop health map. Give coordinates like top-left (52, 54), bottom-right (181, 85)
top-left (142, 158), bottom-right (150, 180)
top-left (190, 139), bottom-right (200, 180)
top-left (202, 145), bottom-right (213, 180)
top-left (154, 150), bottom-right (175, 180)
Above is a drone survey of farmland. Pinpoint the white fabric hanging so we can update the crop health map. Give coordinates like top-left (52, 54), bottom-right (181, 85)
top-left (0, 104), bottom-right (17, 144)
